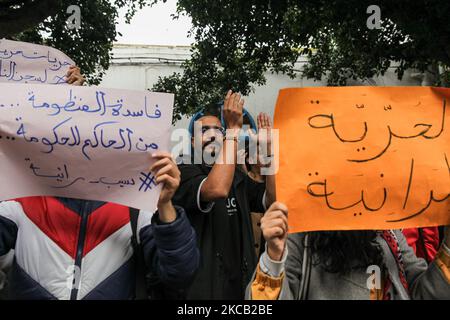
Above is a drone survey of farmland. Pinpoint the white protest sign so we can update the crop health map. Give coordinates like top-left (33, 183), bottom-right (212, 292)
top-left (0, 39), bottom-right (74, 85)
top-left (0, 83), bottom-right (174, 212)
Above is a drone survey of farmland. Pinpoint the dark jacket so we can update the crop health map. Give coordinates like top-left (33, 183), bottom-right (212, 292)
top-left (173, 164), bottom-right (266, 299)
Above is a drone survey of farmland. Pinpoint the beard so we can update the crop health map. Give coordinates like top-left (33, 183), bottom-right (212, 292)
top-left (201, 140), bottom-right (222, 166)
top-left (308, 230), bottom-right (384, 275)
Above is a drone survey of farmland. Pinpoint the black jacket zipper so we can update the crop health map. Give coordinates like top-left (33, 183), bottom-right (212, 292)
top-left (70, 201), bottom-right (90, 300)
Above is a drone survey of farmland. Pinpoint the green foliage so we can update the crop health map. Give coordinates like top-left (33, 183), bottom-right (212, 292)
top-left (3, 0), bottom-right (157, 85)
top-left (3, 0), bottom-right (449, 121)
top-left (152, 0), bottom-right (450, 120)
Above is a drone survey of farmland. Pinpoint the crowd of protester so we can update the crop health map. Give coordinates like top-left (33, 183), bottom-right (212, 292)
top-left (0, 66), bottom-right (449, 300)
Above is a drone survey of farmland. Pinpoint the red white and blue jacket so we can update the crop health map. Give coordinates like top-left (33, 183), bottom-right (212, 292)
top-left (0, 196), bottom-right (199, 300)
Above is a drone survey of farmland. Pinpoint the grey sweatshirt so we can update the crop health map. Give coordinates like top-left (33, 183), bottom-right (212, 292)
top-left (246, 230), bottom-right (450, 300)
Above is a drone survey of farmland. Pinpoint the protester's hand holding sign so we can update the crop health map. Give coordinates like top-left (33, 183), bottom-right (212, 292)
top-left (0, 40), bottom-right (199, 302)
top-left (66, 66), bottom-right (85, 86)
top-left (261, 202), bottom-right (289, 261)
top-left (150, 152), bottom-right (181, 223)
top-left (0, 52), bottom-right (175, 212)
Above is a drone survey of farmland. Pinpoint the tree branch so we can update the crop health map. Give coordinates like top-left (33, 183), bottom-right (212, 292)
top-left (0, 0), bottom-right (30, 9)
top-left (0, 0), bottom-right (62, 38)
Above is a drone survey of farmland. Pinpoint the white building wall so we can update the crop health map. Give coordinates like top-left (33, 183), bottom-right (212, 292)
top-left (100, 44), bottom-right (423, 132)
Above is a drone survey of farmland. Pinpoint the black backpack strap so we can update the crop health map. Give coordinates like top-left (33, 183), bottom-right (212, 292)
top-left (299, 234), bottom-right (311, 300)
top-left (129, 207), bottom-right (148, 300)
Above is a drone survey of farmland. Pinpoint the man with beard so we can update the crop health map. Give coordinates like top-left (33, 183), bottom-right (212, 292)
top-left (247, 202), bottom-right (450, 300)
top-left (171, 90), bottom-right (276, 299)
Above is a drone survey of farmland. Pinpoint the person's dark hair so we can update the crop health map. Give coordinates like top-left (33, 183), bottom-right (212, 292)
top-left (201, 102), bottom-right (222, 119)
top-left (188, 102), bottom-right (223, 138)
top-left (307, 230), bottom-right (384, 275)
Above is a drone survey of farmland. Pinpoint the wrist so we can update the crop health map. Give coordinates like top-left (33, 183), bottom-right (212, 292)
top-left (260, 242), bottom-right (288, 278)
top-left (157, 200), bottom-right (177, 223)
top-left (267, 245), bottom-right (284, 262)
top-left (226, 126), bottom-right (241, 131)
top-left (225, 135), bottom-right (238, 143)
top-left (224, 130), bottom-right (239, 147)
top-left (226, 127), bottom-right (240, 136)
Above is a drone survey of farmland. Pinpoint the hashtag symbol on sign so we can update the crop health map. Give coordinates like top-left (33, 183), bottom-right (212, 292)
top-left (138, 172), bottom-right (158, 192)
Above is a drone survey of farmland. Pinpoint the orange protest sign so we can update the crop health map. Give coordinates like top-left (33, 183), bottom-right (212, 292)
top-left (274, 87), bottom-right (450, 233)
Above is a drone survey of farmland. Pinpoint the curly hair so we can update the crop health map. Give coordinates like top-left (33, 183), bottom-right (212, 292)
top-left (307, 230), bottom-right (384, 275)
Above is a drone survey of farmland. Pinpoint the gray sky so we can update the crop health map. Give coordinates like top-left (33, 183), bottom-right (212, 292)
top-left (116, 0), bottom-right (193, 46)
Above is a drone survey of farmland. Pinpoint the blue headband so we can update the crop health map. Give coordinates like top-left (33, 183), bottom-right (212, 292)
top-left (188, 103), bottom-right (257, 138)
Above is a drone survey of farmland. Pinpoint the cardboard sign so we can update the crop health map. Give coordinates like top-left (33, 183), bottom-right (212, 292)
top-left (275, 87), bottom-right (450, 233)
top-left (0, 83), bottom-right (174, 212)
top-left (0, 39), bottom-right (74, 85)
